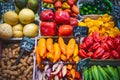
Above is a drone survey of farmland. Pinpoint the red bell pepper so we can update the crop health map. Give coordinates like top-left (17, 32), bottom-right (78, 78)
top-left (114, 38), bottom-right (120, 47)
top-left (100, 36), bottom-right (107, 42)
top-left (54, 10), bottom-right (70, 24)
top-left (101, 42), bottom-right (110, 52)
top-left (88, 46), bottom-right (93, 52)
top-left (80, 43), bottom-right (87, 49)
top-left (39, 10), bottom-right (54, 21)
top-left (84, 36), bottom-right (93, 47)
top-left (92, 32), bottom-right (101, 42)
top-left (92, 42), bottom-right (100, 50)
top-left (101, 52), bottom-right (110, 60)
top-left (106, 40), bottom-right (115, 49)
top-left (87, 52), bottom-right (94, 58)
top-left (117, 45), bottom-right (120, 54)
top-left (111, 50), bottom-right (120, 59)
top-left (93, 47), bottom-right (105, 59)
top-left (78, 49), bottom-right (88, 58)
top-left (40, 22), bottom-right (57, 36)
top-left (58, 25), bottom-right (73, 36)
top-left (70, 17), bottom-right (78, 27)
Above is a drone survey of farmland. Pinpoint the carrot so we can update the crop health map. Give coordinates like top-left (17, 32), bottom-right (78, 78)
top-left (38, 38), bottom-right (46, 57)
top-left (58, 37), bottom-right (66, 55)
top-left (66, 38), bottom-right (76, 59)
top-left (53, 43), bottom-right (61, 62)
top-left (46, 38), bottom-right (54, 53)
top-left (71, 5), bottom-right (79, 14)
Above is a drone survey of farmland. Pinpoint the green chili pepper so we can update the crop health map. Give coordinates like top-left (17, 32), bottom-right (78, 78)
top-left (47, 3), bottom-right (54, 9)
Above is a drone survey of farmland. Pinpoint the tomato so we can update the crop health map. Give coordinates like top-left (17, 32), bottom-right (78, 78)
top-left (58, 25), bottom-right (73, 36)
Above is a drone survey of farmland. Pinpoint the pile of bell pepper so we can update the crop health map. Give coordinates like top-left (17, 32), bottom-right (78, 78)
top-left (39, 9), bottom-right (78, 36)
top-left (40, 0), bottom-right (80, 36)
top-left (36, 37), bottom-right (80, 67)
top-left (78, 14), bottom-right (120, 37)
top-left (79, 32), bottom-right (120, 59)
top-left (42, 0), bottom-right (79, 17)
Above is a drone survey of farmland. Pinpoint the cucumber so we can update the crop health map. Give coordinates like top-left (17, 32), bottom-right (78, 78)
top-left (84, 68), bottom-right (89, 80)
top-left (113, 67), bottom-right (119, 80)
top-left (107, 65), bottom-right (118, 80)
top-left (93, 65), bottom-right (99, 80)
top-left (88, 67), bottom-right (92, 80)
top-left (98, 65), bottom-right (110, 80)
top-left (117, 66), bottom-right (120, 80)
top-left (96, 66), bottom-right (103, 80)
top-left (91, 66), bottom-right (97, 80)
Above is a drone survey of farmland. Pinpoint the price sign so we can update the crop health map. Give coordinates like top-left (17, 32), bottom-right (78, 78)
top-left (76, 58), bottom-right (90, 71)
top-left (15, 37), bottom-right (35, 65)
top-left (20, 37), bottom-right (35, 52)
top-left (73, 26), bottom-right (88, 37)
top-left (0, 2), bottom-right (15, 15)
top-left (118, 20), bottom-right (120, 30)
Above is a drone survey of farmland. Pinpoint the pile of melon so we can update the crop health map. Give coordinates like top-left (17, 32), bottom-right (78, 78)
top-left (0, 8), bottom-right (38, 39)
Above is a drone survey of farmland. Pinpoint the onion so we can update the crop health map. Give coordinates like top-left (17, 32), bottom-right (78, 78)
top-left (62, 66), bottom-right (67, 77)
top-left (44, 65), bottom-right (49, 72)
top-left (38, 71), bottom-right (42, 80)
top-left (46, 68), bottom-right (51, 77)
top-left (51, 63), bottom-right (63, 75)
top-left (52, 63), bottom-right (59, 71)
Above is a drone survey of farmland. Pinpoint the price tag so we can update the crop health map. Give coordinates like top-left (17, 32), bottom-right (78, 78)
top-left (76, 58), bottom-right (90, 71)
top-left (112, 5), bottom-right (120, 30)
top-left (73, 26), bottom-right (88, 37)
top-left (0, 2), bottom-right (15, 15)
top-left (118, 20), bottom-right (120, 30)
top-left (20, 37), bottom-right (35, 52)
top-left (15, 37), bottom-right (35, 65)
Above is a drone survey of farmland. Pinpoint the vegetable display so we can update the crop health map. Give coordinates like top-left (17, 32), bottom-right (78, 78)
top-left (0, 43), bottom-right (33, 80)
top-left (79, 32), bottom-right (120, 59)
top-left (84, 65), bottom-right (120, 80)
top-left (1, 0), bottom-right (120, 80)
top-left (36, 37), bottom-right (80, 68)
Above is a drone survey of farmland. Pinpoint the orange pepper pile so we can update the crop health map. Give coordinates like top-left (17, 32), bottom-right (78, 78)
top-left (36, 37), bottom-right (80, 67)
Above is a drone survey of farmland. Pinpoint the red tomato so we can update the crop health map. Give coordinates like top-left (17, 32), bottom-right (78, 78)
top-left (58, 25), bottom-right (73, 36)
